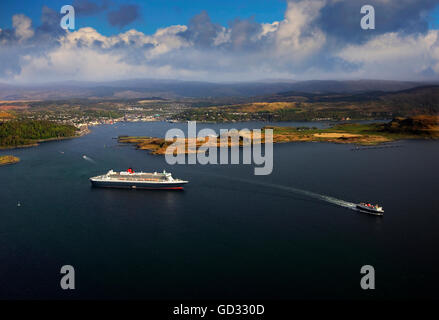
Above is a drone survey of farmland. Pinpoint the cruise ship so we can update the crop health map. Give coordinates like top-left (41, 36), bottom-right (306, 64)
top-left (90, 169), bottom-right (188, 190)
top-left (356, 203), bottom-right (384, 216)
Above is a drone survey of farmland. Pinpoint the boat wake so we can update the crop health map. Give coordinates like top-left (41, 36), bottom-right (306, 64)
top-left (256, 181), bottom-right (357, 211)
top-left (82, 155), bottom-right (96, 163)
top-left (215, 175), bottom-right (358, 212)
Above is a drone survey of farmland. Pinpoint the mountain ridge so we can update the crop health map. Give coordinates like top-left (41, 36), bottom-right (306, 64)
top-left (0, 79), bottom-right (434, 100)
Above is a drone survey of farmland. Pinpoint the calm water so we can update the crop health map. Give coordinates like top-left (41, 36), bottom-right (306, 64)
top-left (0, 121), bottom-right (438, 300)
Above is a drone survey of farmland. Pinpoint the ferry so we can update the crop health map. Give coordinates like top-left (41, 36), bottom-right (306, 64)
top-left (356, 203), bottom-right (384, 216)
top-left (90, 168), bottom-right (188, 190)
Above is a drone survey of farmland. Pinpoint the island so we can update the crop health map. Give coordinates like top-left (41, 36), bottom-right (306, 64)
top-left (267, 115), bottom-right (439, 145)
top-left (0, 155), bottom-right (20, 166)
top-left (118, 116), bottom-right (439, 154)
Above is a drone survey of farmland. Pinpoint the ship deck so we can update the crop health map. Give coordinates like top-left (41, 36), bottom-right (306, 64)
top-left (106, 173), bottom-right (168, 182)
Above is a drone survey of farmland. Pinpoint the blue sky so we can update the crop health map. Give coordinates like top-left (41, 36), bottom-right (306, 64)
top-left (2, 0), bottom-right (438, 35)
top-left (0, 0), bottom-right (287, 35)
top-left (430, 5), bottom-right (439, 29)
top-left (1, 0), bottom-right (439, 83)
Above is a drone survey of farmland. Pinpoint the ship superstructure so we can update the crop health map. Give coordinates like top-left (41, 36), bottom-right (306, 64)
top-left (356, 203), bottom-right (384, 216)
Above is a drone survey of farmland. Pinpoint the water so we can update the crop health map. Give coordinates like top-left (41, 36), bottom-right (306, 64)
top-left (0, 121), bottom-right (438, 300)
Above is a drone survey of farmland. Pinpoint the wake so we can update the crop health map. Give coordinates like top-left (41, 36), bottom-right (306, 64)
top-left (219, 175), bottom-right (358, 212)
top-left (82, 155), bottom-right (96, 163)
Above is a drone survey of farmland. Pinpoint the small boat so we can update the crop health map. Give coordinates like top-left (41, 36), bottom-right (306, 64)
top-left (356, 203), bottom-right (384, 216)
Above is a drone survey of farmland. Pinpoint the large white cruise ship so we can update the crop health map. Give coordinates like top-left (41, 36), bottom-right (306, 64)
top-left (90, 168), bottom-right (188, 190)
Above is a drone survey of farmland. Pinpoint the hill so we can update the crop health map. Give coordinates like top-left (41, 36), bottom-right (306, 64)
top-left (175, 86), bottom-right (439, 122)
top-left (0, 79), bottom-right (429, 100)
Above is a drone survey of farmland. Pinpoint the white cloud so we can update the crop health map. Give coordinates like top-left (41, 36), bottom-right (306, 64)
top-left (213, 27), bottom-right (231, 46)
top-left (16, 46), bottom-right (203, 82)
top-left (63, 25), bottom-right (188, 53)
top-left (275, 0), bottom-right (326, 60)
top-left (2, 0), bottom-right (439, 83)
top-left (12, 14), bottom-right (34, 42)
top-left (338, 30), bottom-right (439, 78)
top-left (259, 21), bottom-right (280, 39)
top-left (146, 25), bottom-right (189, 57)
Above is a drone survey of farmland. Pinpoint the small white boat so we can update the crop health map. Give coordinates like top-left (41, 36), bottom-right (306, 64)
top-left (356, 203), bottom-right (384, 216)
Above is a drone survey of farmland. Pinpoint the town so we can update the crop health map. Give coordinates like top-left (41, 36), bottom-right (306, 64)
top-left (0, 98), bottom-right (190, 131)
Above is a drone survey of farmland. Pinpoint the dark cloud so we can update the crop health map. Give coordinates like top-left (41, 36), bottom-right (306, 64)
top-left (35, 6), bottom-right (65, 41)
top-left (315, 0), bottom-right (438, 44)
top-left (73, 0), bottom-right (110, 16)
top-left (107, 4), bottom-right (141, 28)
top-left (179, 11), bottom-right (265, 50)
top-left (0, 28), bottom-right (16, 43)
top-left (179, 11), bottom-right (223, 47)
top-left (228, 17), bottom-right (263, 50)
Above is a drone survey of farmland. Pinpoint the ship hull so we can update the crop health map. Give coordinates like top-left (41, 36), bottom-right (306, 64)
top-left (90, 179), bottom-right (187, 190)
top-left (356, 205), bottom-right (384, 216)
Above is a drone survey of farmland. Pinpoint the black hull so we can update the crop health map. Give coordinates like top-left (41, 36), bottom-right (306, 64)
top-left (356, 205), bottom-right (383, 216)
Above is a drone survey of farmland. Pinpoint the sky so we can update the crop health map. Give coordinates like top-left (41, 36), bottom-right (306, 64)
top-left (0, 0), bottom-right (288, 36)
top-left (1, 0), bottom-right (439, 83)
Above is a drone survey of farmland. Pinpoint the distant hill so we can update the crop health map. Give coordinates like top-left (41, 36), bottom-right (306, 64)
top-left (379, 86), bottom-right (439, 115)
top-left (175, 85), bottom-right (439, 122)
top-left (258, 85), bottom-right (439, 114)
top-left (273, 80), bottom-right (423, 94)
top-left (0, 79), bottom-right (430, 100)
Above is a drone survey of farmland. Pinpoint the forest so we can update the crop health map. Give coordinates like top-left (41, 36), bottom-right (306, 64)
top-left (0, 120), bottom-right (78, 147)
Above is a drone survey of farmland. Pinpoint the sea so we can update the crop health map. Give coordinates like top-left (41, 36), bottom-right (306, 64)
top-left (0, 121), bottom-right (438, 299)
